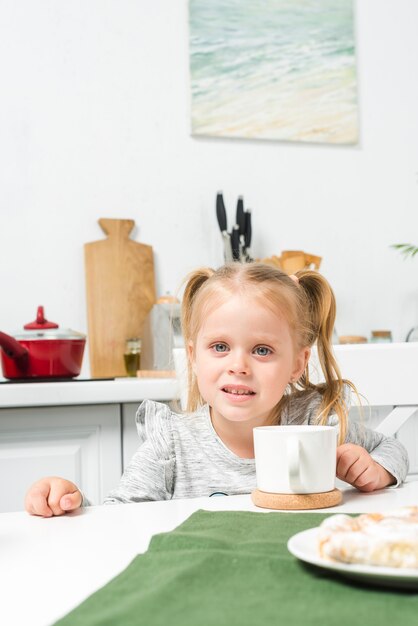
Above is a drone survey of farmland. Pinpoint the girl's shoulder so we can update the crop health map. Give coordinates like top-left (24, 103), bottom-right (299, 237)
top-left (136, 399), bottom-right (174, 424)
top-left (135, 399), bottom-right (204, 425)
top-left (135, 400), bottom-right (208, 457)
top-left (135, 399), bottom-right (206, 443)
top-left (282, 388), bottom-right (321, 424)
top-left (283, 383), bottom-right (352, 424)
top-left (135, 400), bottom-right (176, 450)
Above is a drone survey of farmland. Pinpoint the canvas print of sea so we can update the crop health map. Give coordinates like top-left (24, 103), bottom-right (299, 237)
top-left (189, 0), bottom-right (358, 144)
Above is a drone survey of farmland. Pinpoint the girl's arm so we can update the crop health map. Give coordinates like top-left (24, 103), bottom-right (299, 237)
top-left (25, 401), bottom-right (174, 513)
top-left (104, 440), bottom-right (175, 504)
top-left (104, 400), bottom-right (175, 504)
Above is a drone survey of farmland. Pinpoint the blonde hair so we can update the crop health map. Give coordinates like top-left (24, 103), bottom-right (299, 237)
top-left (181, 262), bottom-right (354, 443)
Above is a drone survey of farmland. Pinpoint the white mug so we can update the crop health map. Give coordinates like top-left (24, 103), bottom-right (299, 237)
top-left (253, 425), bottom-right (337, 494)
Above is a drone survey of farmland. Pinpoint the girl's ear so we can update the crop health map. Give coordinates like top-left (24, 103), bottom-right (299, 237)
top-left (187, 341), bottom-right (196, 371)
top-left (291, 347), bottom-right (311, 382)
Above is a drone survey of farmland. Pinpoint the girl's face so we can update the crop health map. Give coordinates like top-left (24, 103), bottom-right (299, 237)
top-left (189, 293), bottom-right (310, 428)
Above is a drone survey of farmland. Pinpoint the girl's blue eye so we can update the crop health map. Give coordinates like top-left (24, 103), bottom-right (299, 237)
top-left (213, 343), bottom-right (228, 352)
top-left (254, 346), bottom-right (271, 356)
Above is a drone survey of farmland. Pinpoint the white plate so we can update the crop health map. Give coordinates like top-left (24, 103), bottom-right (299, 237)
top-left (287, 527), bottom-right (418, 589)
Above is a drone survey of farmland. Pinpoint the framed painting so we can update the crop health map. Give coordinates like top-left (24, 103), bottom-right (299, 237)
top-left (189, 0), bottom-right (358, 144)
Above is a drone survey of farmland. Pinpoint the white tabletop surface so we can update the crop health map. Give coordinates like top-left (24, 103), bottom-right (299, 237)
top-left (1, 479), bottom-right (418, 626)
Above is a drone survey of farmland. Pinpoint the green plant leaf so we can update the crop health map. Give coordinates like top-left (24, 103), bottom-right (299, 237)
top-left (390, 243), bottom-right (418, 259)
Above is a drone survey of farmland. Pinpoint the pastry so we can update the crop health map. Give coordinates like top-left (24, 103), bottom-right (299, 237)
top-left (318, 507), bottom-right (418, 568)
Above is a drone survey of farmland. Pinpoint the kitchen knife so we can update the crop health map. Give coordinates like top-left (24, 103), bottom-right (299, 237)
top-left (244, 210), bottom-right (252, 249)
top-left (236, 196), bottom-right (245, 236)
top-left (216, 191), bottom-right (233, 262)
top-left (244, 210), bottom-right (253, 261)
top-left (231, 225), bottom-right (240, 261)
top-left (216, 192), bottom-right (227, 233)
top-left (236, 196), bottom-right (247, 261)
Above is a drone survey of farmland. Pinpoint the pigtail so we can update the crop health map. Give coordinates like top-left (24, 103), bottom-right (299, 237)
top-left (181, 267), bottom-right (215, 412)
top-left (296, 270), bottom-right (352, 443)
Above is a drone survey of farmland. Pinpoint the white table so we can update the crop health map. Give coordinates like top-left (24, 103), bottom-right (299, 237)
top-left (1, 479), bottom-right (418, 626)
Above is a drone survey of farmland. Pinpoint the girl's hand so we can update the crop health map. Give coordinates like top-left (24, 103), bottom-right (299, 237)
top-left (336, 443), bottom-right (396, 492)
top-left (25, 477), bottom-right (82, 517)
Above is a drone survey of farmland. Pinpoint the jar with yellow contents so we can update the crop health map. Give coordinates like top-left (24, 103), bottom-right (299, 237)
top-left (124, 338), bottom-right (142, 377)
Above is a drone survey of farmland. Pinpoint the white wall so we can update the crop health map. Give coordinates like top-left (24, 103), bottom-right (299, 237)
top-left (1, 1), bottom-right (418, 378)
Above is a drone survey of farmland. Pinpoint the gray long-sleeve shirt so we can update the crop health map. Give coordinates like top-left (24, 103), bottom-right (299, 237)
top-left (103, 392), bottom-right (409, 505)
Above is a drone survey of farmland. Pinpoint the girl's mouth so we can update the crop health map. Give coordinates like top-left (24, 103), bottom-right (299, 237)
top-left (222, 386), bottom-right (256, 396)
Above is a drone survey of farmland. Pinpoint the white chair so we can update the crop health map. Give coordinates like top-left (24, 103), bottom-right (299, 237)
top-left (310, 343), bottom-right (418, 437)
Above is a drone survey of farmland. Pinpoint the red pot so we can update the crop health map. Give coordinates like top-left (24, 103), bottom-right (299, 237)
top-left (0, 306), bottom-right (86, 380)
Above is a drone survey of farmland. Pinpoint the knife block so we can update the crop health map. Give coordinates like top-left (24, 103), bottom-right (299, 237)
top-left (259, 250), bottom-right (322, 274)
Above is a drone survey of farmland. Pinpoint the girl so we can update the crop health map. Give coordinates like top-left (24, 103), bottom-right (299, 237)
top-left (25, 264), bottom-right (408, 516)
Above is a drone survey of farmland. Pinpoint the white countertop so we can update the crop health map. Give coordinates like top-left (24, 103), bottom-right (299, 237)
top-left (1, 479), bottom-right (418, 626)
top-left (0, 376), bottom-right (179, 408)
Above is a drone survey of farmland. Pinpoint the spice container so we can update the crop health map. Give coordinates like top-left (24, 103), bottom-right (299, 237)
top-left (370, 330), bottom-right (392, 343)
top-left (124, 338), bottom-right (142, 377)
top-left (338, 335), bottom-right (368, 345)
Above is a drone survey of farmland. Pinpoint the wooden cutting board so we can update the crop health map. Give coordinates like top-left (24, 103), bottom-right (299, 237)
top-left (84, 218), bottom-right (156, 378)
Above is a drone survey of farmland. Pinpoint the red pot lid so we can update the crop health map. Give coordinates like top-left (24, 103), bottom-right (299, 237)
top-left (24, 306), bottom-right (59, 330)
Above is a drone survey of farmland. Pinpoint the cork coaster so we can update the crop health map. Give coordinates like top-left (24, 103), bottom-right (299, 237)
top-left (251, 488), bottom-right (342, 511)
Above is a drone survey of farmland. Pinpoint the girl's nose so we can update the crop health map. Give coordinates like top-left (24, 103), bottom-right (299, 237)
top-left (227, 352), bottom-right (249, 375)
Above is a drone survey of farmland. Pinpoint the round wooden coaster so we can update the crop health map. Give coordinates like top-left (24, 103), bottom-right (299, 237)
top-left (251, 488), bottom-right (342, 510)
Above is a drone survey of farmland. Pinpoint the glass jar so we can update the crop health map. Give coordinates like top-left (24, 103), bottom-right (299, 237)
top-left (338, 335), bottom-right (368, 344)
top-left (370, 330), bottom-right (392, 343)
top-left (124, 337), bottom-right (142, 377)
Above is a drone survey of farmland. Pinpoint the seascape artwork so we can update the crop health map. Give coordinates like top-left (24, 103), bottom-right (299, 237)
top-left (189, 0), bottom-right (358, 144)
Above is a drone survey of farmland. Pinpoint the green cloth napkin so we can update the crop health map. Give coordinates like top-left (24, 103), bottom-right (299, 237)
top-left (55, 510), bottom-right (418, 626)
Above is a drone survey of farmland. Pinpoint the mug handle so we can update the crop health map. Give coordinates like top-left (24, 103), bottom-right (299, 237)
top-left (286, 437), bottom-right (303, 492)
